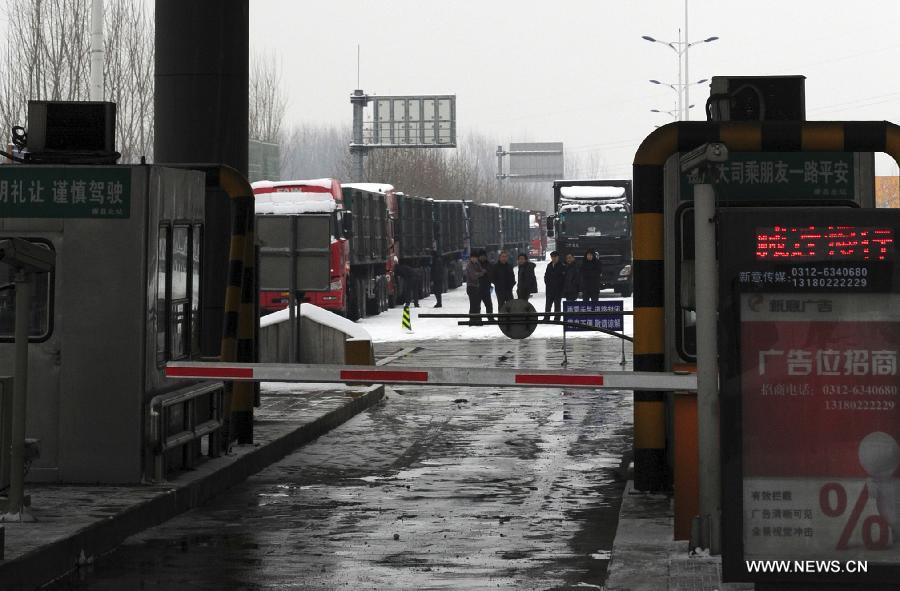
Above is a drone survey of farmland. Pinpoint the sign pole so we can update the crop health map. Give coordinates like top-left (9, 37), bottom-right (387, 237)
top-left (289, 218), bottom-right (298, 363)
top-left (694, 180), bottom-right (720, 554)
top-left (351, 90), bottom-right (368, 182)
top-left (496, 145), bottom-right (505, 249)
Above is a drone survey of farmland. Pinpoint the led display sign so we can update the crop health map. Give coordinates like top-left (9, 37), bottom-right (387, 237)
top-left (756, 225), bottom-right (895, 261)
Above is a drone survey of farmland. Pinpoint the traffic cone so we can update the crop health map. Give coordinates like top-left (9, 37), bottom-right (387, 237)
top-left (402, 305), bottom-right (412, 331)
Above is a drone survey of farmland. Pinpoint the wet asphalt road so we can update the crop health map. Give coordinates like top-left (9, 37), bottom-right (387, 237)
top-left (49, 338), bottom-right (633, 590)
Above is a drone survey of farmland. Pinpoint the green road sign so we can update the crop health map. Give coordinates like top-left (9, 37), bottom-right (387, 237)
top-left (0, 167), bottom-right (131, 219)
top-left (681, 152), bottom-right (855, 201)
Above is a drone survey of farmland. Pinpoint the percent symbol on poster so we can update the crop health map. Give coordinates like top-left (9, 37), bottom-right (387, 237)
top-left (819, 482), bottom-right (890, 550)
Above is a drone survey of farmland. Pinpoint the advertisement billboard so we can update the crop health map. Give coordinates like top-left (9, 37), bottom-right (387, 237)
top-left (740, 292), bottom-right (899, 560)
top-left (719, 207), bottom-right (900, 584)
top-left (508, 142), bottom-right (564, 181)
top-left (369, 95), bottom-right (456, 147)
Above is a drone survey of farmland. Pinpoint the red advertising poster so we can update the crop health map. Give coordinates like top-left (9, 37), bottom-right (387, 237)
top-left (740, 292), bottom-right (900, 561)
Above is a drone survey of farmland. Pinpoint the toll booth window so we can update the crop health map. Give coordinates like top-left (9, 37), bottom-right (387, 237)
top-left (0, 240), bottom-right (53, 342)
top-left (156, 226), bottom-right (169, 366)
top-left (191, 225), bottom-right (202, 357)
top-left (169, 226), bottom-right (189, 360)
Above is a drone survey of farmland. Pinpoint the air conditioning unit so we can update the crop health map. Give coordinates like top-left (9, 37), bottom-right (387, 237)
top-left (708, 76), bottom-right (806, 122)
top-left (25, 101), bottom-right (117, 163)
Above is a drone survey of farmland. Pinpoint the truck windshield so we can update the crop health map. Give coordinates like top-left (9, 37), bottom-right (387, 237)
top-left (559, 212), bottom-right (629, 236)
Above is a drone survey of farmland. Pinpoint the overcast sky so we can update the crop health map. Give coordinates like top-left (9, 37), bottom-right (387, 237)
top-left (249, 0), bottom-right (900, 177)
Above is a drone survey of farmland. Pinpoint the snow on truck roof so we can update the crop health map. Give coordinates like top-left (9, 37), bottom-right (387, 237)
top-left (559, 186), bottom-right (626, 199)
top-left (342, 182), bottom-right (395, 194)
top-left (254, 192), bottom-right (336, 215)
top-left (252, 179), bottom-right (339, 215)
top-left (559, 201), bottom-right (628, 213)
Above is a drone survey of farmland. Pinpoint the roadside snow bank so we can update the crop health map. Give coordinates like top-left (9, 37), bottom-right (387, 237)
top-left (261, 303), bottom-right (371, 341)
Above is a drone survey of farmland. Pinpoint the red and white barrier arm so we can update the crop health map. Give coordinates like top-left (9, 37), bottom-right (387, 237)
top-left (165, 362), bottom-right (697, 392)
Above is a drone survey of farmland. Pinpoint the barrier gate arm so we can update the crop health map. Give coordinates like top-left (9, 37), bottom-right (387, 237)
top-left (166, 362), bottom-right (697, 391)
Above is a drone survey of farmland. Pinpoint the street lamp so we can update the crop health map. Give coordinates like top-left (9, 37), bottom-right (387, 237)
top-left (651, 105), bottom-right (696, 120)
top-left (642, 10), bottom-right (718, 121)
top-left (649, 79), bottom-right (708, 120)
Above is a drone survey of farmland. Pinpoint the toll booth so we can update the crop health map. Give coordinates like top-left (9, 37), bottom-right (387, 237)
top-left (0, 165), bottom-right (213, 483)
top-left (662, 150), bottom-right (875, 372)
top-left (718, 207), bottom-right (900, 584)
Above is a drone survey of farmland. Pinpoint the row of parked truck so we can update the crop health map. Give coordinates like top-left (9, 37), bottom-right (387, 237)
top-left (253, 179), bottom-right (538, 320)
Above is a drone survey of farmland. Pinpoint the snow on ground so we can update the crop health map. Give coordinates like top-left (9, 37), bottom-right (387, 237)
top-left (357, 259), bottom-right (633, 343)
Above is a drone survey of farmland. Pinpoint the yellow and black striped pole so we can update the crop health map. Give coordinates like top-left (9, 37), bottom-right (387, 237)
top-left (165, 164), bottom-right (259, 447)
top-left (217, 166), bottom-right (258, 445)
top-left (632, 120), bottom-right (900, 492)
top-left (402, 305), bottom-right (412, 331)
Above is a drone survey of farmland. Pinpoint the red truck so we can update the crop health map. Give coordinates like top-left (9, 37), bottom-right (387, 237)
top-left (253, 179), bottom-right (397, 320)
top-left (529, 210), bottom-right (547, 260)
top-left (253, 179), bottom-right (349, 316)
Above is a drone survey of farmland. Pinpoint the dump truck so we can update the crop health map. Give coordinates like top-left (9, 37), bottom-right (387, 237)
top-left (548, 179), bottom-right (633, 297)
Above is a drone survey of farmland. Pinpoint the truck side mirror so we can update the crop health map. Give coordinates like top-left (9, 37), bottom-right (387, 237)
top-left (342, 211), bottom-right (353, 238)
top-left (546, 215), bottom-right (555, 238)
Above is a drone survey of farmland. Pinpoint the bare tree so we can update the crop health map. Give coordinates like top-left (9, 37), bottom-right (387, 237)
top-left (275, 122), bottom-right (554, 210)
top-left (0, 0), bottom-right (153, 162)
top-left (249, 50), bottom-right (287, 144)
top-left (103, 0), bottom-right (154, 162)
top-left (280, 122), bottom-right (350, 180)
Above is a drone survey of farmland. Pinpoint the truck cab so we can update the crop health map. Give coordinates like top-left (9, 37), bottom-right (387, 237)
top-left (548, 180), bottom-right (633, 297)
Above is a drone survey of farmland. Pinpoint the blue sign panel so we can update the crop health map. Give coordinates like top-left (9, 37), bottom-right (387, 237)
top-left (563, 300), bottom-right (624, 332)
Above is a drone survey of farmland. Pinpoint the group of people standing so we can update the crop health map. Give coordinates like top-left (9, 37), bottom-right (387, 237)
top-left (543, 250), bottom-right (603, 321)
top-left (465, 249), bottom-right (538, 325)
top-left (401, 248), bottom-right (603, 326)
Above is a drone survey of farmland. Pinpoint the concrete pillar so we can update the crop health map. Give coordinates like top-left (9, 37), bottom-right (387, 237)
top-left (154, 0), bottom-right (249, 356)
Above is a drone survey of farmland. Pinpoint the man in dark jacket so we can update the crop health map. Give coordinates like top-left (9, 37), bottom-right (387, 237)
top-left (477, 251), bottom-right (494, 321)
top-left (579, 249), bottom-right (603, 302)
top-left (563, 253), bottom-right (580, 301)
top-left (430, 250), bottom-right (444, 308)
top-left (516, 253), bottom-right (537, 301)
top-left (544, 251), bottom-right (566, 322)
top-left (492, 249), bottom-right (516, 310)
top-left (394, 261), bottom-right (418, 307)
top-left (465, 251), bottom-right (486, 325)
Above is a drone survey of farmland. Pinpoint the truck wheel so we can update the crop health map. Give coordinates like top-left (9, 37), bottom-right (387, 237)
top-left (619, 285), bottom-right (633, 298)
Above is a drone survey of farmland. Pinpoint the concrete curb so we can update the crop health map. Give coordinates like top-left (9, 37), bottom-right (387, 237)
top-left (605, 480), bottom-right (676, 591)
top-left (605, 480), bottom-right (752, 591)
top-left (0, 384), bottom-right (385, 590)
